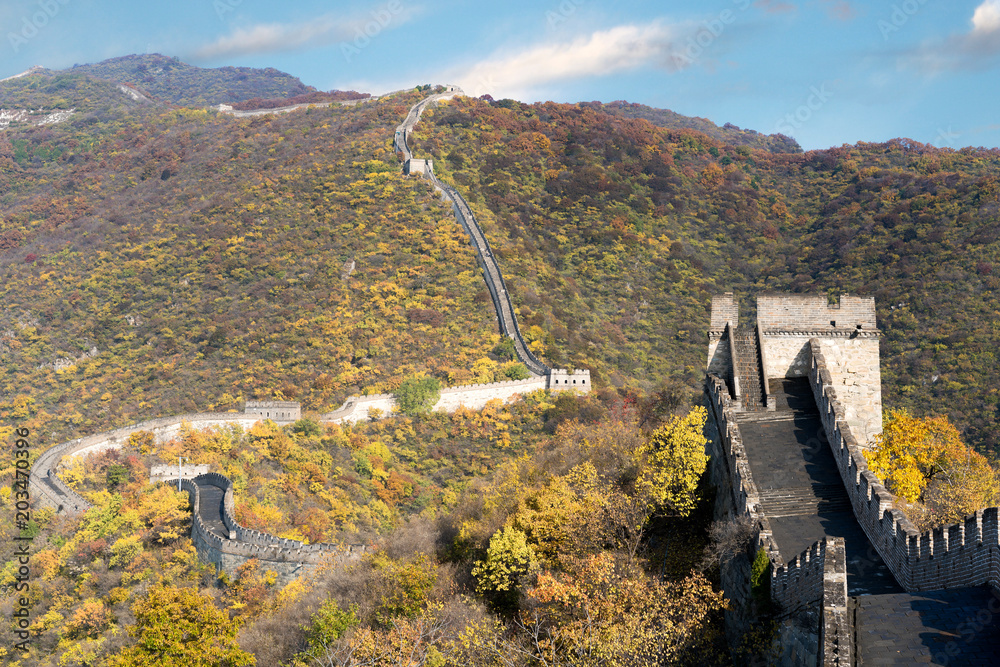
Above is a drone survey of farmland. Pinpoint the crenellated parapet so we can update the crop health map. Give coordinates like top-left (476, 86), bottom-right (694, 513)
top-left (706, 374), bottom-right (781, 562)
top-left (170, 473), bottom-right (366, 584)
top-left (708, 371), bottom-right (852, 665)
top-left (320, 373), bottom-right (590, 424)
top-left (809, 339), bottom-right (1000, 592)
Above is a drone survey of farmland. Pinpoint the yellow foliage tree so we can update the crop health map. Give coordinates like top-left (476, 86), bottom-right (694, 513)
top-left (636, 406), bottom-right (709, 517)
top-left (866, 410), bottom-right (1000, 527)
top-left (527, 553), bottom-right (726, 664)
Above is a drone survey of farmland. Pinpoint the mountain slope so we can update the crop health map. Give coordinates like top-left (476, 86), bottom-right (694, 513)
top-left (3, 71), bottom-right (1000, 454)
top-left (0, 90), bottom-right (505, 443)
top-left (414, 96), bottom-right (1000, 452)
top-left (67, 54), bottom-right (315, 107)
top-left (589, 100), bottom-right (801, 153)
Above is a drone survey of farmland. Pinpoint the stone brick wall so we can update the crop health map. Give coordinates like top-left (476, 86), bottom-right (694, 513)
top-left (706, 375), bottom-right (778, 555)
top-left (809, 339), bottom-right (1000, 593)
top-left (322, 393), bottom-right (398, 424)
top-left (760, 335), bottom-right (813, 378)
top-left (814, 338), bottom-right (882, 440)
top-left (30, 412), bottom-right (262, 513)
top-left (772, 537), bottom-right (852, 666)
top-left (435, 377), bottom-right (548, 411)
top-left (546, 369), bottom-right (591, 393)
top-left (404, 158), bottom-right (433, 175)
top-left (707, 329), bottom-right (731, 377)
top-left (708, 372), bottom-right (852, 666)
top-left (244, 400), bottom-right (301, 422)
top-left (171, 475), bottom-right (366, 585)
top-left (321, 373), bottom-right (588, 423)
top-left (710, 292), bottom-right (739, 330)
top-left (149, 464), bottom-right (210, 483)
top-left (758, 294), bottom-right (876, 331)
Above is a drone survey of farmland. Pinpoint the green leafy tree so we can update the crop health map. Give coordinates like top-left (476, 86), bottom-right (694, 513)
top-left (106, 463), bottom-right (131, 490)
top-left (395, 375), bottom-right (442, 416)
top-left (291, 418), bottom-right (322, 437)
top-left (301, 599), bottom-right (359, 658)
top-left (492, 337), bottom-right (516, 361)
top-left (109, 585), bottom-right (254, 667)
top-left (503, 363), bottom-right (532, 380)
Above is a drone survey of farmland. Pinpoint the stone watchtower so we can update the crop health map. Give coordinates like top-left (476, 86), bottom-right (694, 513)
top-left (709, 293), bottom-right (883, 439)
top-left (244, 401), bottom-right (301, 423)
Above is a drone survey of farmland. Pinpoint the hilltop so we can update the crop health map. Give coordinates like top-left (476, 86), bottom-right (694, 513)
top-left (587, 100), bottom-right (802, 153)
top-left (66, 54), bottom-right (316, 107)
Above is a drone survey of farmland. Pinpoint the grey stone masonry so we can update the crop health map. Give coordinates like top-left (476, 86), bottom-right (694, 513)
top-left (733, 326), bottom-right (765, 411)
top-left (758, 294), bottom-right (876, 332)
top-left (172, 474), bottom-right (365, 585)
top-left (810, 339), bottom-right (1000, 593)
top-left (711, 292), bottom-right (740, 330)
top-left (244, 400), bottom-right (300, 422)
top-left (707, 374), bottom-right (852, 665)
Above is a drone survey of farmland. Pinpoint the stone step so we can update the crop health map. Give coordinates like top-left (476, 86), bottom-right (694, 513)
top-left (734, 327), bottom-right (764, 412)
top-left (758, 485), bottom-right (853, 517)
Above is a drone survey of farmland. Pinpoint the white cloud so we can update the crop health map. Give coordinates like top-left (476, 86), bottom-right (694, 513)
top-left (972, 0), bottom-right (1000, 34)
top-left (192, 5), bottom-right (418, 60)
top-left (899, 0), bottom-right (1000, 72)
top-left (452, 22), bottom-right (698, 98)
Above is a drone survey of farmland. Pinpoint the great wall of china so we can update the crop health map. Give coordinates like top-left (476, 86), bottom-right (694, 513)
top-left (29, 88), bottom-right (590, 583)
top-left (707, 293), bottom-right (1000, 665)
top-left (27, 87), bottom-right (1000, 663)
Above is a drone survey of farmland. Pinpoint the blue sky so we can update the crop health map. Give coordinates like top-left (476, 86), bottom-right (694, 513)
top-left (1, 0), bottom-right (999, 150)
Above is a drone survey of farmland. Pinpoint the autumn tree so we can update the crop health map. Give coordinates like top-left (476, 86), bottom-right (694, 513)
top-left (473, 525), bottom-right (539, 612)
top-left (636, 405), bottom-right (709, 517)
top-left (865, 410), bottom-right (1000, 528)
top-left (526, 553), bottom-right (727, 665)
top-left (109, 585), bottom-right (254, 667)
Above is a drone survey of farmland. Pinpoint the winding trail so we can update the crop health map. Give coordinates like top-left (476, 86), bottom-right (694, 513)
top-left (396, 89), bottom-right (550, 376)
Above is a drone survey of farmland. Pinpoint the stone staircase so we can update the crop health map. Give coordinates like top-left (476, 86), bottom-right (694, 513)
top-left (733, 326), bottom-right (765, 411)
top-left (757, 485), bottom-right (853, 518)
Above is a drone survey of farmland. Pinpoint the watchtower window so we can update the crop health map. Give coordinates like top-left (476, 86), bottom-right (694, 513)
top-left (830, 321), bottom-right (836, 327)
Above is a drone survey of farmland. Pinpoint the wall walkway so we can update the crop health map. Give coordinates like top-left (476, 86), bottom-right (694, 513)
top-left (396, 90), bottom-right (555, 378)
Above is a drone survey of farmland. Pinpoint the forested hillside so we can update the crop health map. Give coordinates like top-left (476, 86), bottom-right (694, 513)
top-left (0, 82), bottom-right (505, 445)
top-left (413, 97), bottom-right (1000, 453)
top-left (3, 62), bottom-right (1000, 456)
top-left (3, 68), bottom-right (1000, 452)
top-left (2, 53), bottom-right (1000, 665)
top-left (590, 100), bottom-right (801, 153)
top-left (67, 54), bottom-right (315, 107)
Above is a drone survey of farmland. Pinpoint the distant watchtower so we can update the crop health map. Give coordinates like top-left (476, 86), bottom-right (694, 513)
top-left (244, 401), bottom-right (301, 423)
top-left (709, 293), bottom-right (882, 438)
top-left (403, 158), bottom-right (433, 176)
